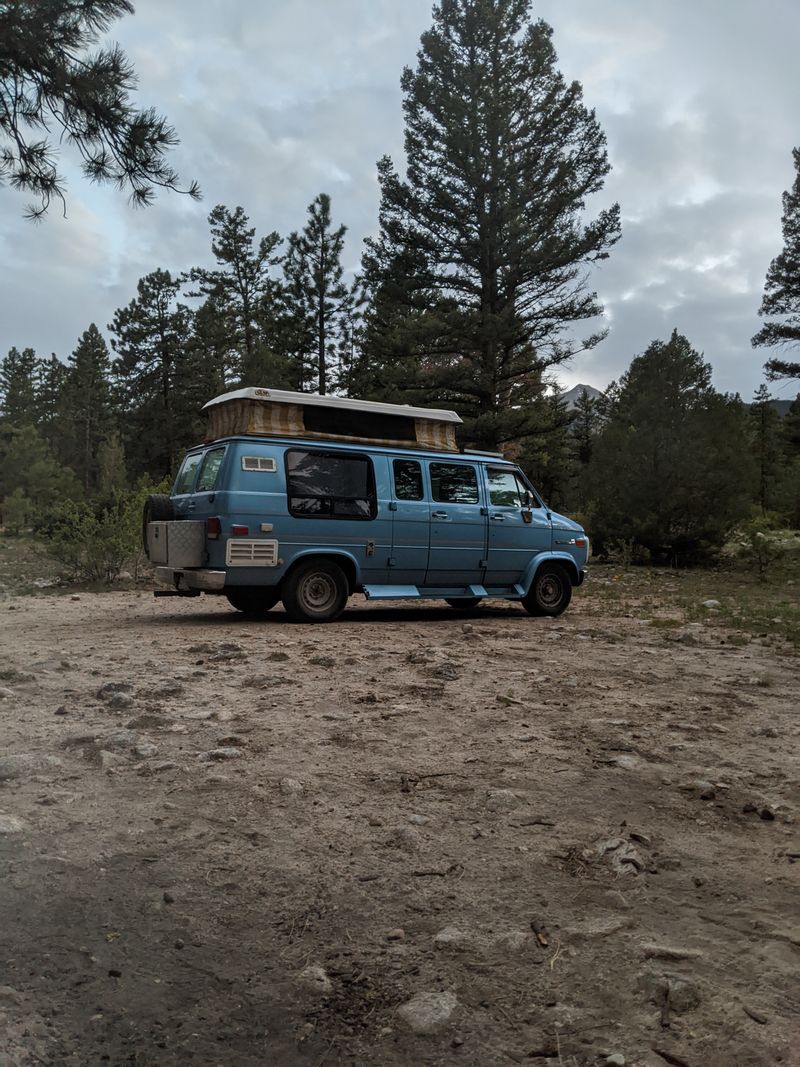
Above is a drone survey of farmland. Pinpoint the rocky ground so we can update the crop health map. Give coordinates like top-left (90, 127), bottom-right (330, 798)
top-left (0, 581), bottom-right (798, 1066)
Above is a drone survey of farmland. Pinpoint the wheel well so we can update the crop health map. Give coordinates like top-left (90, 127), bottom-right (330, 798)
top-left (534, 557), bottom-right (579, 587)
top-left (283, 554), bottom-right (357, 595)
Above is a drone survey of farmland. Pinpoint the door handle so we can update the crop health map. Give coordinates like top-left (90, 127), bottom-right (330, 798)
top-left (431, 510), bottom-right (450, 520)
top-left (490, 513), bottom-right (507, 521)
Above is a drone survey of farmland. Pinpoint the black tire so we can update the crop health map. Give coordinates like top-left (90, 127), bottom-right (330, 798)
top-left (281, 559), bottom-right (349, 623)
top-left (444, 597), bottom-right (482, 610)
top-left (522, 563), bottom-right (573, 617)
top-left (226, 589), bottom-right (280, 615)
top-left (142, 493), bottom-right (175, 557)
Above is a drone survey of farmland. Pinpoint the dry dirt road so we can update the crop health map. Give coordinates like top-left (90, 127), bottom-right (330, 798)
top-left (0, 588), bottom-right (798, 1067)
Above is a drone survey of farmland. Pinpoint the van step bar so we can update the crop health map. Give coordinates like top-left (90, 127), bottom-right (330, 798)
top-left (363, 584), bottom-right (488, 601)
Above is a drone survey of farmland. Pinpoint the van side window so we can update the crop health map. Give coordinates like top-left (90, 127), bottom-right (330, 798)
top-left (430, 463), bottom-right (479, 504)
top-left (174, 454), bottom-right (202, 495)
top-left (487, 467), bottom-right (525, 507)
top-left (393, 459), bottom-right (424, 500)
top-left (286, 449), bottom-right (376, 520)
top-left (196, 447), bottom-right (226, 492)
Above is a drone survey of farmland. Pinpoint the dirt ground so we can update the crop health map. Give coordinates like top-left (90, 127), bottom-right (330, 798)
top-left (0, 581), bottom-right (798, 1067)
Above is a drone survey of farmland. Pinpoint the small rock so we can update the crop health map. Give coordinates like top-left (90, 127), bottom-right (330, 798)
top-left (298, 964), bottom-right (332, 994)
top-left (485, 788), bottom-right (519, 812)
top-left (107, 693), bottom-right (134, 711)
top-left (163, 891), bottom-right (175, 904)
top-left (98, 749), bottom-right (125, 772)
top-left (54, 705), bottom-right (68, 716)
top-left (201, 747), bottom-right (243, 761)
top-left (71, 594), bottom-right (81, 601)
top-left (0, 814), bottom-right (26, 833)
top-left (390, 825), bottom-right (423, 852)
top-left (174, 939), bottom-right (184, 950)
top-left (108, 968), bottom-right (122, 978)
top-left (434, 926), bottom-right (470, 949)
top-left (386, 928), bottom-right (405, 941)
top-left (701, 600), bottom-right (721, 610)
top-left (605, 1055), bottom-right (626, 1067)
top-left (0, 687), bottom-right (13, 700)
top-left (279, 777), bottom-right (304, 796)
top-left (397, 991), bottom-right (459, 1034)
top-left (309, 655), bottom-right (336, 668)
top-left (97, 682), bottom-right (133, 701)
top-left (134, 741), bottom-right (159, 759)
top-left (407, 814), bottom-right (430, 826)
top-left (759, 806), bottom-right (776, 821)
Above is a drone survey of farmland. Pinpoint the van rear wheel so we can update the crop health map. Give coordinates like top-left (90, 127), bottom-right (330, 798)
top-left (522, 563), bottom-right (572, 617)
top-left (281, 560), bottom-right (348, 623)
top-left (444, 597), bottom-right (482, 610)
top-left (226, 589), bottom-right (280, 615)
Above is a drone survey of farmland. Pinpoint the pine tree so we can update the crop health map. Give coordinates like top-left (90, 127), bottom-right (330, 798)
top-left (109, 270), bottom-right (191, 477)
top-left (187, 206), bottom-right (283, 385)
top-left (569, 387), bottom-right (598, 511)
top-left (359, 0), bottom-right (620, 448)
top-left (0, 346), bottom-right (39, 425)
top-left (749, 384), bottom-right (783, 513)
top-left (752, 148), bottom-right (800, 381)
top-left (0, 0), bottom-right (199, 219)
top-left (588, 331), bottom-right (755, 559)
top-left (283, 194), bottom-right (353, 395)
top-left (37, 354), bottom-right (69, 455)
top-left (63, 325), bottom-right (115, 493)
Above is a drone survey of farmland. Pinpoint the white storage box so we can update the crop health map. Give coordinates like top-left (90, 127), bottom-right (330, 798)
top-left (147, 521), bottom-right (206, 567)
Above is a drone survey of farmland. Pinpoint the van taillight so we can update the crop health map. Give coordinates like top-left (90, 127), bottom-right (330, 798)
top-left (206, 517), bottom-right (221, 539)
top-left (231, 525), bottom-right (249, 536)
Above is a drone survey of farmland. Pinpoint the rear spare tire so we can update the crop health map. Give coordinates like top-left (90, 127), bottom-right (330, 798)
top-left (142, 494), bottom-right (175, 557)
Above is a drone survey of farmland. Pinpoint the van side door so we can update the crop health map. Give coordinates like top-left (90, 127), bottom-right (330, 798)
top-left (483, 466), bottom-right (551, 586)
top-left (388, 457), bottom-right (430, 583)
top-left (424, 461), bottom-right (487, 586)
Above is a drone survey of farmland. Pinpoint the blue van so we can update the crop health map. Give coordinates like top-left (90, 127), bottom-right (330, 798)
top-left (144, 389), bottom-right (588, 623)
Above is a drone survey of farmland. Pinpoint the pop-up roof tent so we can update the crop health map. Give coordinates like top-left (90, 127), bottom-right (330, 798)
top-left (203, 388), bottom-right (462, 452)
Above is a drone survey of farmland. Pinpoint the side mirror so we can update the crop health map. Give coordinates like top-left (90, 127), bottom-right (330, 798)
top-left (523, 490), bottom-right (534, 509)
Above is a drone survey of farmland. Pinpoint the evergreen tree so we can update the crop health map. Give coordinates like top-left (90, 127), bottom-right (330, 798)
top-left (109, 269), bottom-right (191, 477)
top-left (568, 387), bottom-right (598, 511)
top-left (283, 193), bottom-right (353, 394)
top-left (0, 424), bottom-right (79, 511)
top-left (588, 331), bottom-right (755, 559)
top-left (0, 0), bottom-right (199, 219)
top-left (0, 346), bottom-right (39, 425)
top-left (36, 354), bottom-right (69, 454)
top-left (752, 147), bottom-right (800, 381)
top-left (359, 0), bottom-right (620, 448)
top-left (63, 325), bottom-right (115, 493)
top-left (187, 205), bottom-right (283, 385)
top-left (749, 384), bottom-right (783, 513)
top-left (96, 432), bottom-right (128, 498)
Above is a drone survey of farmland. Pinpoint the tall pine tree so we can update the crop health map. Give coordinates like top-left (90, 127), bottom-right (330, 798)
top-left (752, 147), bottom-right (800, 381)
top-left (282, 193), bottom-right (354, 394)
top-left (187, 205), bottom-right (283, 385)
top-left (359, 0), bottom-right (620, 448)
top-left (0, 346), bottom-right (39, 425)
top-left (64, 324), bottom-right (115, 493)
top-left (109, 270), bottom-right (191, 477)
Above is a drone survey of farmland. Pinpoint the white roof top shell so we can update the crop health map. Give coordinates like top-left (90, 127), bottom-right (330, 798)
top-left (202, 387), bottom-right (462, 425)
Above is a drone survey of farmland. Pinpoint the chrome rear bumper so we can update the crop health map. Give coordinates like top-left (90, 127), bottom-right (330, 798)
top-left (155, 567), bottom-right (226, 592)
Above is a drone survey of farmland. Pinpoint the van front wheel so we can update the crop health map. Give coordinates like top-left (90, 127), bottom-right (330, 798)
top-left (522, 563), bottom-right (572, 617)
top-left (282, 560), bottom-right (348, 623)
top-left (226, 589), bottom-right (280, 615)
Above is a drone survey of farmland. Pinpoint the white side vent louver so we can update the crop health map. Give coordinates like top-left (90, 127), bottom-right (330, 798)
top-left (241, 456), bottom-right (277, 472)
top-left (226, 539), bottom-right (279, 567)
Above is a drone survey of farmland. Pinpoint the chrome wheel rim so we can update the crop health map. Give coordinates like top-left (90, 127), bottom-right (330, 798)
top-left (300, 572), bottom-right (337, 614)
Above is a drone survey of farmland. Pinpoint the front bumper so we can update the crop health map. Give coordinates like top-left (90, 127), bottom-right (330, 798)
top-left (576, 568), bottom-right (587, 587)
top-left (155, 567), bottom-right (226, 592)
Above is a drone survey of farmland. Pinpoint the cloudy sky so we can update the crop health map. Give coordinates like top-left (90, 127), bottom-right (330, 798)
top-left (2, 0), bottom-right (799, 400)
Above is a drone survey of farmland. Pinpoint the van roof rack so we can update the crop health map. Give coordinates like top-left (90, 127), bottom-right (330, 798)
top-left (461, 448), bottom-right (506, 459)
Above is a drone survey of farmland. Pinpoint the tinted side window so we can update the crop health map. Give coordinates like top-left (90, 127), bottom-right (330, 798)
top-left (286, 449), bottom-right (376, 520)
top-left (174, 454), bottom-right (202, 495)
top-left (196, 448), bottom-right (226, 492)
top-left (430, 463), bottom-right (479, 504)
top-left (393, 459), bottom-right (424, 500)
top-left (487, 467), bottom-right (524, 507)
